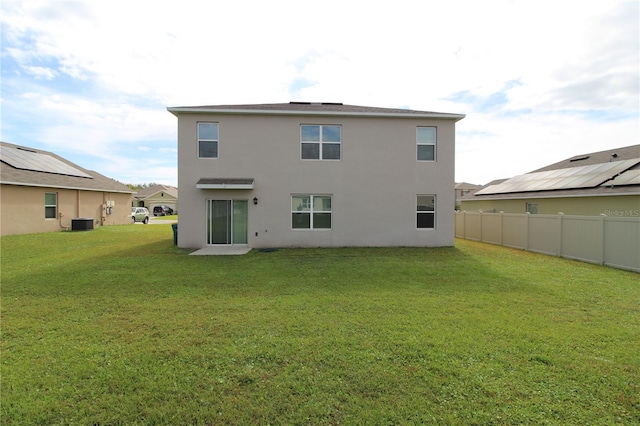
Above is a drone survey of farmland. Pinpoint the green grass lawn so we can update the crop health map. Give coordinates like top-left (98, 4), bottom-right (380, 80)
top-left (2, 225), bottom-right (638, 425)
top-left (151, 214), bottom-right (177, 221)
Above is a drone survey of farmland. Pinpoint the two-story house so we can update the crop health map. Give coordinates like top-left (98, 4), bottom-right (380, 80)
top-left (168, 102), bottom-right (464, 249)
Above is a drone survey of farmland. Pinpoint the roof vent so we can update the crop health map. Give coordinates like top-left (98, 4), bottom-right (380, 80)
top-left (289, 101), bottom-right (343, 106)
top-left (16, 147), bottom-right (37, 153)
top-left (569, 155), bottom-right (590, 162)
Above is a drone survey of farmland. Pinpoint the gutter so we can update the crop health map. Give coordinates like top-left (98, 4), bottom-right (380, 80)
top-left (0, 180), bottom-right (134, 194)
top-left (462, 191), bottom-right (640, 201)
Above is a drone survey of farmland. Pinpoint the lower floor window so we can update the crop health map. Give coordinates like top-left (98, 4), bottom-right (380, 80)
top-left (45, 192), bottom-right (57, 219)
top-left (417, 195), bottom-right (435, 228)
top-left (292, 195), bottom-right (332, 229)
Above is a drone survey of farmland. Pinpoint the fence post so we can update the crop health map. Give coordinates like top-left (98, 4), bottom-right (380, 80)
top-left (462, 211), bottom-right (466, 239)
top-left (525, 212), bottom-right (530, 251)
top-left (499, 211), bottom-right (504, 246)
top-left (558, 212), bottom-right (564, 257)
top-left (599, 214), bottom-right (606, 265)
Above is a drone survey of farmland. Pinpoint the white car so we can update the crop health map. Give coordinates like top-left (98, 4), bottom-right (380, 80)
top-left (131, 207), bottom-right (150, 224)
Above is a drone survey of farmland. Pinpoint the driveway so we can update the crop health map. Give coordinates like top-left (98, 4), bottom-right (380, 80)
top-left (135, 219), bottom-right (176, 225)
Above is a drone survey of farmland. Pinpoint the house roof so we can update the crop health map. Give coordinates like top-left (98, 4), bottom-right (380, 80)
top-left (455, 182), bottom-right (483, 190)
top-left (168, 102), bottom-right (465, 121)
top-left (0, 141), bottom-right (134, 193)
top-left (530, 144), bottom-right (639, 173)
top-left (463, 145), bottom-right (640, 200)
top-left (134, 184), bottom-right (178, 199)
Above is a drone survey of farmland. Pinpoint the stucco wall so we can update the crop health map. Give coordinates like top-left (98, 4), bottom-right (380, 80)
top-left (1, 185), bottom-right (132, 236)
top-left (176, 113), bottom-right (458, 248)
top-left (459, 195), bottom-right (640, 217)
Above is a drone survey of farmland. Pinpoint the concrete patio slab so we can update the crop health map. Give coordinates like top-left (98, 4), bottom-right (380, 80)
top-left (189, 246), bottom-right (252, 256)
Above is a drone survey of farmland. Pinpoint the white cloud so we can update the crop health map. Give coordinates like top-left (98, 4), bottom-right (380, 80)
top-left (23, 65), bottom-right (57, 80)
top-left (0, 0), bottom-right (637, 187)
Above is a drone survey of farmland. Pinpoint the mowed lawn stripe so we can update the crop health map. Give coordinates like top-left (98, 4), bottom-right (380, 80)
top-left (2, 225), bottom-right (638, 424)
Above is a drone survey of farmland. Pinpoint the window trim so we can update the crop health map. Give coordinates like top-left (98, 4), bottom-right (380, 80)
top-left (300, 124), bottom-right (342, 161)
top-left (45, 192), bottom-right (57, 219)
top-left (416, 194), bottom-right (436, 229)
top-left (417, 126), bottom-right (437, 162)
top-left (198, 122), bottom-right (219, 159)
top-left (291, 194), bottom-right (333, 230)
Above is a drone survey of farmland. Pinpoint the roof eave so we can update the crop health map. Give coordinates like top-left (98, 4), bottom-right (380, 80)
top-left (462, 190), bottom-right (640, 201)
top-left (167, 107), bottom-right (465, 121)
top-left (0, 180), bottom-right (135, 193)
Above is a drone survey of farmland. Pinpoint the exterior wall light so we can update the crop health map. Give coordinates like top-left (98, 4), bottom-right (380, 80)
top-left (253, 197), bottom-right (258, 205)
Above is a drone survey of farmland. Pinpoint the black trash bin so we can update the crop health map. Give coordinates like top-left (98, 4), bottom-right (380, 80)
top-left (171, 223), bottom-right (178, 245)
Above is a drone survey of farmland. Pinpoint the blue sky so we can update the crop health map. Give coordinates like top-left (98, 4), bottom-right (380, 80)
top-left (1, 0), bottom-right (638, 187)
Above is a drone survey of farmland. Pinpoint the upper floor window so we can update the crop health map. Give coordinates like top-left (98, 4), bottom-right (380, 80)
top-left (301, 125), bottom-right (341, 160)
top-left (292, 195), bottom-right (332, 229)
top-left (198, 122), bottom-right (219, 158)
top-left (417, 127), bottom-right (436, 161)
top-left (45, 192), bottom-right (57, 219)
top-left (417, 195), bottom-right (436, 228)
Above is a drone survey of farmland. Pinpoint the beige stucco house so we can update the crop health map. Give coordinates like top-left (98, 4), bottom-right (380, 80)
top-left (455, 182), bottom-right (482, 209)
top-left (0, 141), bottom-right (134, 236)
top-left (168, 102), bottom-right (465, 249)
top-left (133, 184), bottom-right (178, 214)
top-left (459, 145), bottom-right (640, 216)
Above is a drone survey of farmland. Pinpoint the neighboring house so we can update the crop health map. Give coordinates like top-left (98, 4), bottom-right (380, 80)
top-left (133, 184), bottom-right (178, 214)
top-left (459, 145), bottom-right (640, 216)
top-left (0, 141), bottom-right (134, 236)
top-left (454, 182), bottom-right (482, 208)
top-left (168, 102), bottom-right (465, 249)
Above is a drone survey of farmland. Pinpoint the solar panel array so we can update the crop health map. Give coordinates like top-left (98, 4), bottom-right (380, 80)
top-left (476, 158), bottom-right (640, 195)
top-left (603, 168), bottom-right (640, 186)
top-left (0, 146), bottom-right (93, 179)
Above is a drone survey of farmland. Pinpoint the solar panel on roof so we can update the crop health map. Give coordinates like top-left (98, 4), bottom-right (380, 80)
top-left (0, 146), bottom-right (93, 178)
top-left (475, 158), bottom-right (640, 195)
top-left (603, 169), bottom-right (640, 186)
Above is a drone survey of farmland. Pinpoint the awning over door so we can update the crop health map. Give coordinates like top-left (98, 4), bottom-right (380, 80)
top-left (196, 178), bottom-right (255, 189)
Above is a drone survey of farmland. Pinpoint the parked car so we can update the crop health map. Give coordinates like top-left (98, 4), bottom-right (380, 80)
top-left (131, 207), bottom-right (150, 224)
top-left (153, 205), bottom-right (174, 216)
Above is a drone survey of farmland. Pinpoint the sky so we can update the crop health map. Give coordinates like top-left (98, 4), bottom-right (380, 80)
top-left (1, 0), bottom-right (638, 187)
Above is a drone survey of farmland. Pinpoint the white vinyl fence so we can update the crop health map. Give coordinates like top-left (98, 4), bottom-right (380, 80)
top-left (455, 211), bottom-right (640, 273)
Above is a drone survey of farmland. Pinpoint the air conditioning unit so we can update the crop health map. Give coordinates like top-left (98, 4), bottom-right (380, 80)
top-left (71, 218), bottom-right (94, 231)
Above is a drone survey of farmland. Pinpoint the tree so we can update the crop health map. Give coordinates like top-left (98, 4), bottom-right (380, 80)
top-left (125, 183), bottom-right (161, 191)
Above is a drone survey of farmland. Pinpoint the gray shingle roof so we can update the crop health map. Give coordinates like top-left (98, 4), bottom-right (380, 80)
top-left (168, 102), bottom-right (465, 120)
top-left (530, 144), bottom-right (640, 173)
top-left (0, 141), bottom-right (134, 193)
top-left (135, 184), bottom-right (178, 199)
top-left (463, 145), bottom-right (640, 200)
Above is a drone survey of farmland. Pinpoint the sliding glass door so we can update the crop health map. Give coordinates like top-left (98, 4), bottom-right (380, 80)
top-left (206, 199), bottom-right (248, 245)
